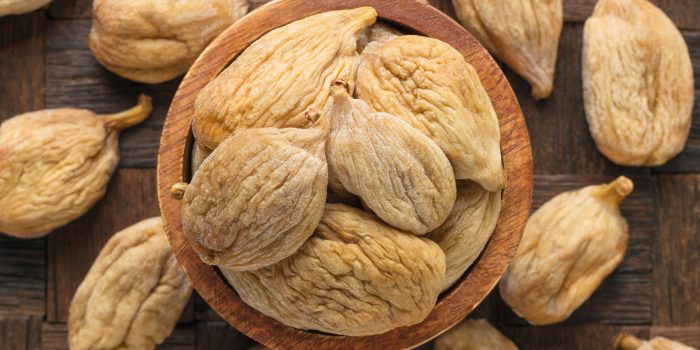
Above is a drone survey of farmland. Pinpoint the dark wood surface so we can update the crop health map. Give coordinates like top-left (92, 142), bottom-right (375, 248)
top-left (0, 0), bottom-right (698, 349)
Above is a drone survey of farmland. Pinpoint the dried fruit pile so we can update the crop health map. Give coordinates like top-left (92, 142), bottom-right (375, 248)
top-left (174, 6), bottom-right (505, 336)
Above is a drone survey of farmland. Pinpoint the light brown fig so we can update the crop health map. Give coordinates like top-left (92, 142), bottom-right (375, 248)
top-left (434, 319), bottom-right (518, 350)
top-left (499, 176), bottom-right (633, 325)
top-left (190, 142), bottom-right (212, 175)
top-left (0, 95), bottom-right (152, 238)
top-left (192, 7), bottom-right (377, 149)
top-left (0, 0), bottom-right (51, 16)
top-left (222, 204), bottom-right (446, 336)
top-left (177, 113), bottom-right (328, 271)
top-left (326, 81), bottom-right (457, 235)
top-left (582, 0), bottom-right (694, 166)
top-left (89, 0), bottom-right (248, 84)
top-left (428, 181), bottom-right (501, 291)
top-left (356, 35), bottom-right (504, 191)
top-left (615, 332), bottom-right (697, 350)
top-left (451, 0), bottom-right (562, 99)
top-left (68, 217), bottom-right (193, 350)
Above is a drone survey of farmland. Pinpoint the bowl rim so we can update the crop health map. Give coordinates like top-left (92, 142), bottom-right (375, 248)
top-left (157, 0), bottom-right (533, 348)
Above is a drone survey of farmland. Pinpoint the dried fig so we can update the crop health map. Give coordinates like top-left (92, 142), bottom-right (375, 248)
top-left (582, 0), bottom-right (694, 166)
top-left (356, 35), bottom-right (504, 191)
top-left (177, 114), bottom-right (328, 271)
top-left (223, 204), bottom-right (446, 336)
top-left (0, 0), bottom-right (51, 16)
top-left (68, 217), bottom-right (192, 350)
top-left (89, 0), bottom-right (248, 84)
top-left (357, 22), bottom-right (401, 55)
top-left (451, 0), bottom-right (562, 99)
top-left (326, 81), bottom-right (457, 235)
top-left (434, 319), bottom-right (518, 350)
top-left (192, 7), bottom-right (377, 149)
top-left (428, 181), bottom-right (501, 291)
top-left (0, 95), bottom-right (152, 238)
top-left (499, 176), bottom-right (633, 325)
top-left (615, 332), bottom-right (697, 350)
top-left (190, 142), bottom-right (212, 175)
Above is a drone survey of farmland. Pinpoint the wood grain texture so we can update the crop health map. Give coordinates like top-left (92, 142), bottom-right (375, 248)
top-left (0, 236), bottom-right (45, 316)
top-left (49, 0), bottom-right (91, 18)
top-left (157, 1), bottom-right (531, 349)
top-left (0, 316), bottom-right (40, 350)
top-left (196, 322), bottom-right (254, 350)
top-left (41, 323), bottom-right (196, 350)
top-left (502, 325), bottom-right (650, 350)
top-left (650, 327), bottom-right (700, 347)
top-left (654, 175), bottom-right (700, 326)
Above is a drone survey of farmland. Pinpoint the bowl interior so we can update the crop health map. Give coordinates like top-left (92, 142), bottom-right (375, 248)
top-left (157, 0), bottom-right (533, 349)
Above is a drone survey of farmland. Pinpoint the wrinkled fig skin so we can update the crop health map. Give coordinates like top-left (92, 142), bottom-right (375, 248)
top-left (356, 22), bottom-right (401, 55)
top-left (180, 121), bottom-right (329, 271)
top-left (193, 7), bottom-right (377, 149)
top-left (451, 0), bottom-right (562, 99)
top-left (356, 35), bottom-right (504, 191)
top-left (190, 142), bottom-right (212, 175)
top-left (615, 332), bottom-right (697, 350)
top-left (0, 0), bottom-right (51, 16)
top-left (89, 0), bottom-right (248, 84)
top-left (223, 204), bottom-right (446, 336)
top-left (434, 319), bottom-right (518, 350)
top-left (500, 176), bottom-right (634, 325)
top-left (428, 181), bottom-right (501, 291)
top-left (326, 82), bottom-right (457, 235)
top-left (68, 217), bottom-right (193, 350)
top-left (582, 0), bottom-right (694, 166)
top-left (0, 96), bottom-right (152, 238)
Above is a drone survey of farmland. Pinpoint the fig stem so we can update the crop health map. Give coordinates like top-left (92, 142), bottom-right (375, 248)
top-left (600, 176), bottom-right (634, 205)
top-left (614, 332), bottom-right (644, 350)
top-left (330, 79), bottom-right (351, 98)
top-left (170, 182), bottom-right (189, 200)
top-left (99, 94), bottom-right (153, 132)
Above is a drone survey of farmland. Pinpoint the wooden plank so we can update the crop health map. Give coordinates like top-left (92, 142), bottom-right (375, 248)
top-left (44, 19), bottom-right (180, 168)
top-left (46, 168), bottom-right (160, 322)
top-left (654, 175), bottom-right (700, 326)
top-left (0, 316), bottom-right (41, 350)
top-left (41, 323), bottom-right (195, 349)
top-left (501, 325), bottom-right (649, 350)
top-left (0, 236), bottom-right (45, 316)
top-left (650, 327), bottom-right (700, 348)
top-left (195, 322), bottom-right (254, 350)
top-left (493, 175), bottom-right (654, 325)
top-left (49, 0), bottom-right (92, 19)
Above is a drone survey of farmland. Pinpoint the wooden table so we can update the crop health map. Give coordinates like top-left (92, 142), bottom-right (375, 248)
top-left (0, 0), bottom-right (698, 349)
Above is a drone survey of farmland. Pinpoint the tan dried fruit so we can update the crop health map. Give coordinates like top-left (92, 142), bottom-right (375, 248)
top-left (356, 35), bottom-right (504, 191)
top-left (451, 0), bottom-right (562, 99)
top-left (223, 204), bottom-right (446, 336)
top-left (428, 181), bottom-right (501, 291)
top-left (193, 7), bottom-right (377, 149)
top-left (68, 217), bottom-right (193, 350)
top-left (178, 115), bottom-right (328, 271)
top-left (357, 22), bottom-right (401, 55)
top-left (190, 142), bottom-right (212, 175)
top-left (326, 81), bottom-right (457, 235)
top-left (615, 332), bottom-right (697, 350)
top-left (434, 319), bottom-right (518, 350)
top-left (0, 95), bottom-right (152, 238)
top-left (582, 0), bottom-right (694, 166)
top-left (0, 0), bottom-right (51, 16)
top-left (500, 176), bottom-right (633, 325)
top-left (89, 0), bottom-right (248, 84)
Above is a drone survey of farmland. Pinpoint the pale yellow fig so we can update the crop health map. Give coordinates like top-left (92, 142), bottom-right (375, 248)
top-left (356, 35), bottom-right (504, 191)
top-left (435, 319), bottom-right (518, 350)
top-left (615, 332), bottom-right (697, 350)
top-left (0, 0), bottom-right (51, 16)
top-left (451, 0), bottom-right (562, 99)
top-left (428, 181), bottom-right (501, 291)
top-left (326, 81), bottom-right (457, 235)
top-left (193, 7), bottom-right (377, 149)
top-left (500, 176), bottom-right (633, 325)
top-left (177, 113), bottom-right (328, 271)
top-left (89, 0), bottom-right (248, 84)
top-left (223, 204), bottom-right (446, 336)
top-left (0, 95), bottom-right (152, 238)
top-left (68, 217), bottom-right (192, 350)
top-left (582, 0), bottom-right (694, 166)
top-left (357, 22), bottom-right (401, 55)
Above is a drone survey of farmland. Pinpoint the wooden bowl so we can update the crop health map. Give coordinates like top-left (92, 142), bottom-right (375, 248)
top-left (157, 0), bottom-right (533, 348)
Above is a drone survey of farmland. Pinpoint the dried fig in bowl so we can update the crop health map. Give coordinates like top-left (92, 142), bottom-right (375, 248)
top-left (582, 0), bottom-right (694, 166)
top-left (176, 113), bottom-right (329, 271)
top-left (499, 176), bottom-right (633, 325)
top-left (0, 0), bottom-right (51, 16)
top-left (192, 7), bottom-right (377, 149)
top-left (356, 35), bottom-right (504, 192)
top-left (0, 95), bottom-right (152, 238)
top-left (326, 81), bottom-right (457, 235)
top-left (434, 319), bottom-right (518, 350)
top-left (89, 0), bottom-right (248, 84)
top-left (222, 204), bottom-right (446, 336)
top-left (68, 217), bottom-right (192, 350)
